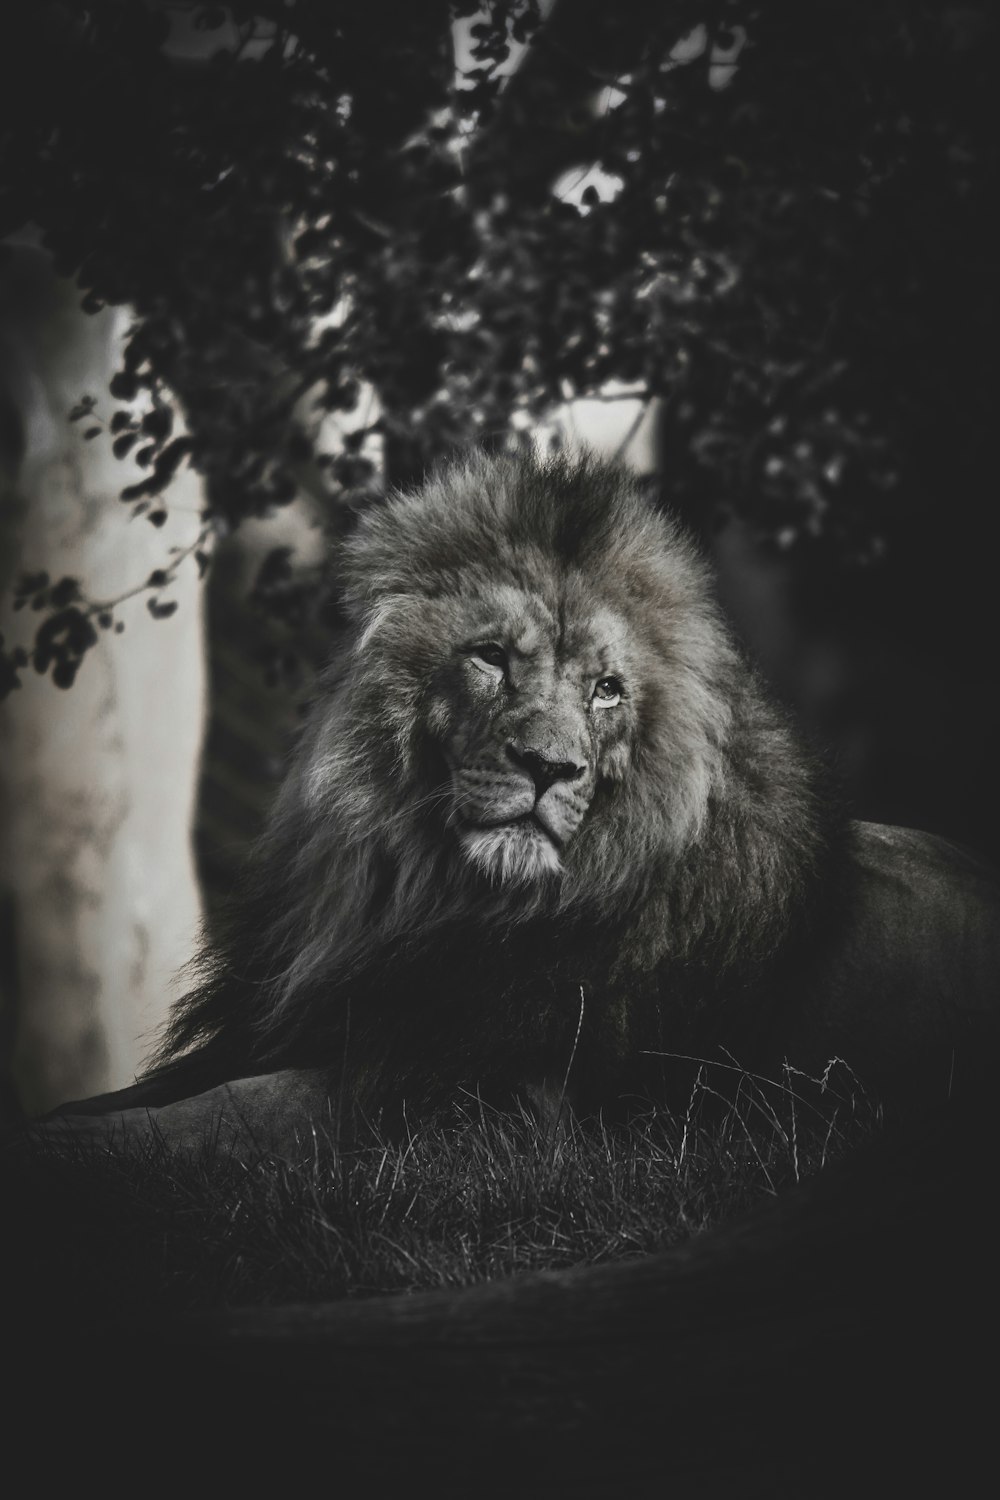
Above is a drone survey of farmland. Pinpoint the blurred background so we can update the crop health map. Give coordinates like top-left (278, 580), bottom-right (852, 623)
top-left (1, 1), bottom-right (996, 1115)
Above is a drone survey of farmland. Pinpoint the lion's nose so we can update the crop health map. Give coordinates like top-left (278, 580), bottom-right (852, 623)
top-left (507, 744), bottom-right (586, 797)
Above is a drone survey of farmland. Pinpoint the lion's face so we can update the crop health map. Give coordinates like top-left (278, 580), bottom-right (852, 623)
top-left (325, 451), bottom-right (739, 916)
top-left (425, 584), bottom-right (637, 884)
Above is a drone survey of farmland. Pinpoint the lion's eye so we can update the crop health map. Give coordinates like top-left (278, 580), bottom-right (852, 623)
top-left (469, 643), bottom-right (508, 679)
top-left (592, 676), bottom-right (622, 709)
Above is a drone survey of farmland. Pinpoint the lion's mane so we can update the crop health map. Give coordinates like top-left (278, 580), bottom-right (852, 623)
top-left (152, 450), bottom-right (842, 1117)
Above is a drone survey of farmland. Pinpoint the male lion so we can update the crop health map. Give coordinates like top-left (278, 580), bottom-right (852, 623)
top-left (33, 450), bottom-right (1000, 1152)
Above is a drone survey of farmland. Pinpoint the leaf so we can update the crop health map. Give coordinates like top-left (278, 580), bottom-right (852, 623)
top-left (16, 571), bottom-right (49, 596)
top-left (141, 406), bottom-right (174, 442)
top-left (51, 607), bottom-right (97, 652)
top-left (144, 437), bottom-right (194, 495)
top-left (147, 598), bottom-right (178, 619)
top-left (49, 577), bottom-right (81, 608)
top-left (121, 477), bottom-right (158, 501)
top-left (109, 371), bottom-right (139, 401)
top-left (255, 546), bottom-right (294, 589)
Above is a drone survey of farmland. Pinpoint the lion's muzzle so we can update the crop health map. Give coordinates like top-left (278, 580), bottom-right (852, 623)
top-left (506, 742), bottom-right (587, 796)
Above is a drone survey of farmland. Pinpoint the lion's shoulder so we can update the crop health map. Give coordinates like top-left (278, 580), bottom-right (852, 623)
top-left (771, 820), bottom-right (1000, 1110)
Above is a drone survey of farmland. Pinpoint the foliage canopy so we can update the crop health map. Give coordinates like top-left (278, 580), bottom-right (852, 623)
top-left (1, 0), bottom-right (995, 693)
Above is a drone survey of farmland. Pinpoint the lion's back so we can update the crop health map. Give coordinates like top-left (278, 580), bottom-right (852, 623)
top-left (770, 820), bottom-right (1000, 1111)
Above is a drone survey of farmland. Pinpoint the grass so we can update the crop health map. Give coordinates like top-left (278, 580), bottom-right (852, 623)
top-left (8, 1056), bottom-right (880, 1331)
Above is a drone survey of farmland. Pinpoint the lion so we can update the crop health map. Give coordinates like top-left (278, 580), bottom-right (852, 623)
top-left (29, 449), bottom-right (1000, 1153)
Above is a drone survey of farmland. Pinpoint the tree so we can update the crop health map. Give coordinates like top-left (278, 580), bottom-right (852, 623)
top-left (1, 0), bottom-right (997, 860)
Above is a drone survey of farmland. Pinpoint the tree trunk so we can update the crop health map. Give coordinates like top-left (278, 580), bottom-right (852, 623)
top-left (0, 244), bottom-right (206, 1113)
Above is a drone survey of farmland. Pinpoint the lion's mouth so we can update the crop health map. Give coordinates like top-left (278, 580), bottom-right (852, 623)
top-left (524, 812), bottom-right (563, 850)
top-left (467, 811), bottom-right (562, 850)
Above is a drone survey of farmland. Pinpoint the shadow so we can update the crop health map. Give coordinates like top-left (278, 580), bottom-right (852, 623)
top-left (6, 1095), bottom-right (995, 1495)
